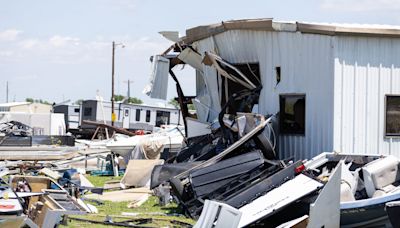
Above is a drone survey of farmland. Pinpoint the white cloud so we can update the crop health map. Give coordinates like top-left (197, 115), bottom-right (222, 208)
top-left (19, 39), bottom-right (39, 49)
top-left (0, 31), bottom-right (168, 65)
top-left (321, 0), bottom-right (400, 11)
top-left (49, 35), bottom-right (80, 47)
top-left (0, 51), bottom-right (13, 57)
top-left (0, 29), bottom-right (22, 41)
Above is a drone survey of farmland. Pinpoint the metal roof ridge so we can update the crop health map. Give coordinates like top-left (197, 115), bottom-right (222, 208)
top-left (183, 18), bottom-right (400, 43)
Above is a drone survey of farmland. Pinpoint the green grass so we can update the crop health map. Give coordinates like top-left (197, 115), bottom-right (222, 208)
top-left (85, 175), bottom-right (123, 188)
top-left (61, 176), bottom-right (194, 227)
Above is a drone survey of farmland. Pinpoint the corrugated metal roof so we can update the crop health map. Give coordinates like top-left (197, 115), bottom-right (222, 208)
top-left (183, 18), bottom-right (400, 44)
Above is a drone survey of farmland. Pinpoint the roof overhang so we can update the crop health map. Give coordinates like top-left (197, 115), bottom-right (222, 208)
top-left (184, 18), bottom-right (274, 43)
top-left (297, 22), bottom-right (400, 38)
top-left (181, 18), bottom-right (400, 44)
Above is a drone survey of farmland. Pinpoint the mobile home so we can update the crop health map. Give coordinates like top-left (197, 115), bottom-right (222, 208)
top-left (53, 104), bottom-right (80, 132)
top-left (148, 18), bottom-right (400, 160)
top-left (80, 100), bottom-right (182, 132)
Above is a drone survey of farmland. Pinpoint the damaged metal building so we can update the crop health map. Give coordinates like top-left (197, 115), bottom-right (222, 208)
top-left (148, 18), bottom-right (400, 159)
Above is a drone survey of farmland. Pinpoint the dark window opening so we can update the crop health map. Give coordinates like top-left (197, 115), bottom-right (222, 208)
top-left (221, 63), bottom-right (261, 114)
top-left (276, 66), bottom-right (281, 85)
top-left (135, 109), bottom-right (141, 121)
top-left (124, 109), bottom-right (129, 117)
top-left (83, 107), bottom-right (92, 116)
top-left (386, 95), bottom-right (400, 136)
top-left (279, 95), bottom-right (306, 135)
top-left (74, 108), bottom-right (80, 113)
top-left (156, 111), bottom-right (170, 127)
top-left (146, 110), bottom-right (151, 123)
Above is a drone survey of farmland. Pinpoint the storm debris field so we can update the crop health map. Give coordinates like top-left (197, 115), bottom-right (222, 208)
top-left (1, 17), bottom-right (400, 228)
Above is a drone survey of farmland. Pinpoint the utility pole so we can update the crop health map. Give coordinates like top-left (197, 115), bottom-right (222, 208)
top-left (111, 41), bottom-right (124, 126)
top-left (6, 81), bottom-right (8, 103)
top-left (123, 79), bottom-right (134, 100)
top-left (111, 41), bottom-right (115, 126)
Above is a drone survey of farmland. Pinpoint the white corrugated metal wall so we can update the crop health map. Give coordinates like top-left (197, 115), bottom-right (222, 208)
top-left (195, 30), bottom-right (335, 159)
top-left (333, 36), bottom-right (400, 157)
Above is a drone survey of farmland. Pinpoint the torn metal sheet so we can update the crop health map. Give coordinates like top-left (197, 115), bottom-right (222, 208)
top-left (0, 146), bottom-right (79, 160)
top-left (192, 98), bottom-right (211, 123)
top-left (203, 52), bottom-right (256, 90)
top-left (39, 168), bottom-right (62, 180)
top-left (186, 117), bottom-right (211, 139)
top-left (175, 114), bottom-right (270, 179)
top-left (150, 162), bottom-right (202, 189)
top-left (143, 55), bottom-right (170, 100)
top-left (159, 31), bottom-right (180, 43)
top-left (307, 162), bottom-right (341, 228)
top-left (189, 150), bottom-right (264, 198)
top-left (178, 48), bottom-right (203, 72)
top-left (238, 174), bottom-right (323, 227)
top-left (194, 200), bottom-right (242, 228)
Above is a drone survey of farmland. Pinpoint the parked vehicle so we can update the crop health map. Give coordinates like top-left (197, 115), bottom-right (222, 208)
top-left (305, 152), bottom-right (400, 227)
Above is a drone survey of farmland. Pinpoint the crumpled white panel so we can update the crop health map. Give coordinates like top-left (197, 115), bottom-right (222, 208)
top-left (143, 55), bottom-right (170, 100)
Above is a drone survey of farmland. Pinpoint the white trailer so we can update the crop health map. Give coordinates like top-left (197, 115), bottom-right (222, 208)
top-left (80, 100), bottom-right (182, 132)
top-left (0, 112), bottom-right (66, 136)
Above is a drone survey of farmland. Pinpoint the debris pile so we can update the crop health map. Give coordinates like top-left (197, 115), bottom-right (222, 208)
top-left (0, 119), bottom-right (189, 227)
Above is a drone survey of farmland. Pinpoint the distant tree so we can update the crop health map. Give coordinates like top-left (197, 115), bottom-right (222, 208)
top-left (25, 98), bottom-right (51, 104)
top-left (114, 94), bottom-right (124, 102)
top-left (75, 99), bottom-right (83, 105)
top-left (113, 94), bottom-right (143, 104)
top-left (168, 98), bottom-right (179, 108)
top-left (169, 98), bottom-right (195, 110)
top-left (128, 97), bottom-right (143, 104)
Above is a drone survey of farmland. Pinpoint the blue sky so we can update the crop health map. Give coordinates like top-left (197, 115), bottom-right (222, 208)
top-left (1, 0), bottom-right (400, 105)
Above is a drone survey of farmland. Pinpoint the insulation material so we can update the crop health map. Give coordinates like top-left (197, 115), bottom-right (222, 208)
top-left (120, 160), bottom-right (164, 188)
top-left (143, 55), bottom-right (170, 100)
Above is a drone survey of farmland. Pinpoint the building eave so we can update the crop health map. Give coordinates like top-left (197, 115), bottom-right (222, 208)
top-left (182, 18), bottom-right (400, 44)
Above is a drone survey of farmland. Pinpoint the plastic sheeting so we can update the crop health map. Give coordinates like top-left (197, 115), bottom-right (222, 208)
top-left (126, 137), bottom-right (165, 160)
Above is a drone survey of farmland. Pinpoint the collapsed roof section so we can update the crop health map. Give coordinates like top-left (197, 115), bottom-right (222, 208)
top-left (145, 43), bottom-right (263, 124)
top-left (146, 18), bottom-right (400, 125)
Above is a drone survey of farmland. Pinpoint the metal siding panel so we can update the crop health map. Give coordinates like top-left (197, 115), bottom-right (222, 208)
top-left (354, 39), bottom-right (368, 153)
top-left (196, 30), bottom-right (335, 160)
top-left (390, 39), bottom-right (400, 157)
top-left (335, 36), bottom-right (400, 157)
